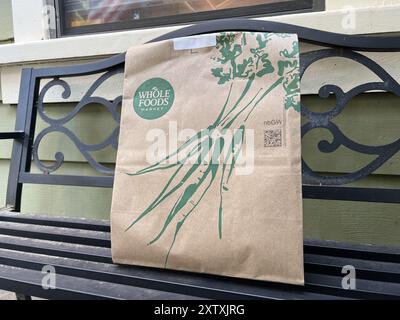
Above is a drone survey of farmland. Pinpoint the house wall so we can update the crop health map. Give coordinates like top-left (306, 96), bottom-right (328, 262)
top-left (0, 1), bottom-right (399, 246)
top-left (0, 0), bottom-right (13, 44)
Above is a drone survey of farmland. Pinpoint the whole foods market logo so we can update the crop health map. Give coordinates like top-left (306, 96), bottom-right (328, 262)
top-left (133, 78), bottom-right (174, 120)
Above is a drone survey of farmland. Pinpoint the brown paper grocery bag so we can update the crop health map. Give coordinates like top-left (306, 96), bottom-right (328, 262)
top-left (111, 32), bottom-right (304, 285)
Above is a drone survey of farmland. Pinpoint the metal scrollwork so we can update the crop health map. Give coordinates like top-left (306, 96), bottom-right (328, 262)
top-left (32, 47), bottom-right (400, 182)
top-left (33, 67), bottom-right (123, 175)
top-left (300, 49), bottom-right (400, 185)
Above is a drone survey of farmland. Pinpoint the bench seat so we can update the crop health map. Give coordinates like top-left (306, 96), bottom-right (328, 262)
top-left (0, 211), bottom-right (398, 300)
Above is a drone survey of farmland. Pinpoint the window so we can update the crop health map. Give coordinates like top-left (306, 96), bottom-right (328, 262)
top-left (57, 0), bottom-right (324, 36)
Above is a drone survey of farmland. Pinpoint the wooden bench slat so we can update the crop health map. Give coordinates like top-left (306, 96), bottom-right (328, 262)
top-left (1, 213), bottom-right (399, 261)
top-left (306, 254), bottom-right (400, 283)
top-left (2, 213), bottom-right (399, 254)
top-left (2, 233), bottom-right (398, 282)
top-left (305, 273), bottom-right (400, 299)
top-left (0, 248), bottom-right (349, 300)
top-left (0, 264), bottom-right (200, 300)
top-left (305, 239), bottom-right (400, 263)
top-left (0, 221), bottom-right (110, 248)
top-left (0, 234), bottom-right (112, 263)
top-left (1, 239), bottom-right (399, 299)
top-left (0, 211), bottom-right (110, 232)
top-left (0, 213), bottom-right (399, 299)
top-left (1, 233), bottom-right (398, 288)
top-left (0, 229), bottom-right (398, 283)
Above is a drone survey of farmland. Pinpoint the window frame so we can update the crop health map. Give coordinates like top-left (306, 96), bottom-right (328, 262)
top-left (56, 0), bottom-right (325, 37)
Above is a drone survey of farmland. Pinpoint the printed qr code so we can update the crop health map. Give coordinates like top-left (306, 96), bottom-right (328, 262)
top-left (264, 129), bottom-right (282, 147)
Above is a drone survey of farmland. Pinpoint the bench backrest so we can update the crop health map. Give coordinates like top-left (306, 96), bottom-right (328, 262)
top-left (6, 18), bottom-right (400, 212)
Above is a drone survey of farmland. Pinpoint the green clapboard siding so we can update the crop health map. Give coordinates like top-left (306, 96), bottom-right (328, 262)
top-left (0, 159), bottom-right (113, 220)
top-left (302, 93), bottom-right (400, 177)
top-left (0, 0), bottom-right (13, 43)
top-left (304, 199), bottom-right (400, 246)
top-left (0, 90), bottom-right (399, 246)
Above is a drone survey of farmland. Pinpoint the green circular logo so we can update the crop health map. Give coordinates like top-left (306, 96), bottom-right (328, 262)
top-left (133, 78), bottom-right (174, 120)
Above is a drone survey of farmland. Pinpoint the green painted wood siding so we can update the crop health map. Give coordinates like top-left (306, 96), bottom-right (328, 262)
top-left (0, 0), bottom-right (13, 44)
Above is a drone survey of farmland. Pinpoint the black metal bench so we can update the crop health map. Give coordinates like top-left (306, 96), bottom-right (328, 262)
top-left (0, 19), bottom-right (399, 300)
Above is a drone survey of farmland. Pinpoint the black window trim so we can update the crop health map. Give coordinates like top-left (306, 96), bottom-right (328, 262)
top-left (56, 0), bottom-right (325, 37)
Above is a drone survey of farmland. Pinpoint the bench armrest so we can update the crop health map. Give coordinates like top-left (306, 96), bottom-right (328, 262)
top-left (0, 131), bottom-right (25, 140)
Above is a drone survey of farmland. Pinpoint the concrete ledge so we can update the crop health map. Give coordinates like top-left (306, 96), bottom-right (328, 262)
top-left (0, 290), bottom-right (15, 300)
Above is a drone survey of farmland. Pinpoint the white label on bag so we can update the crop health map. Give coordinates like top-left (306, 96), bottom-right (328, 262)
top-left (173, 34), bottom-right (217, 50)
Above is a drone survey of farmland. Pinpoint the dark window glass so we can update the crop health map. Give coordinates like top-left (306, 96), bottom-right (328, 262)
top-left (58, 0), bottom-right (324, 36)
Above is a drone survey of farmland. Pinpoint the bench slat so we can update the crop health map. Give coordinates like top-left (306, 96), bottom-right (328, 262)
top-left (0, 248), bottom-right (348, 300)
top-left (0, 213), bottom-right (399, 299)
top-left (306, 254), bottom-right (400, 283)
top-left (303, 186), bottom-right (400, 204)
top-left (0, 241), bottom-right (399, 299)
top-left (1, 234), bottom-right (398, 284)
top-left (0, 264), bottom-right (200, 300)
top-left (1, 213), bottom-right (398, 255)
top-left (0, 221), bottom-right (110, 248)
top-left (0, 211), bottom-right (110, 232)
top-left (0, 234), bottom-right (112, 263)
top-left (2, 213), bottom-right (398, 254)
top-left (305, 239), bottom-right (400, 263)
top-left (305, 273), bottom-right (400, 299)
